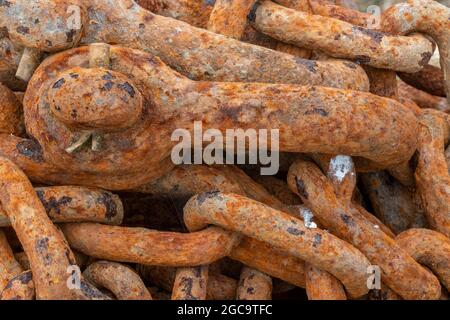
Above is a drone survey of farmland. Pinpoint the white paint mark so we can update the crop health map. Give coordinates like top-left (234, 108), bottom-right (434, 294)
top-left (329, 155), bottom-right (354, 182)
top-left (300, 207), bottom-right (317, 229)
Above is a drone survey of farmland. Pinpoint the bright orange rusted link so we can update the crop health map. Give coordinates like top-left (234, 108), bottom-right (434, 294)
top-left (0, 186), bottom-right (124, 227)
top-left (184, 192), bottom-right (371, 298)
top-left (381, 0), bottom-right (450, 103)
top-left (61, 223), bottom-right (241, 267)
top-left (287, 160), bottom-right (442, 300)
top-left (236, 267), bottom-right (272, 300)
top-left (83, 261), bottom-right (152, 300)
top-left (79, 0), bottom-right (369, 90)
top-left (207, 0), bottom-right (257, 39)
top-left (0, 157), bottom-right (108, 300)
top-left (229, 237), bottom-right (306, 289)
top-left (5, 45), bottom-right (414, 189)
top-left (250, 1), bottom-right (433, 72)
top-left (415, 110), bottom-right (450, 238)
top-left (0, 271), bottom-right (35, 300)
top-left (305, 263), bottom-right (346, 300)
top-left (396, 229), bottom-right (450, 292)
top-left (171, 266), bottom-right (209, 300)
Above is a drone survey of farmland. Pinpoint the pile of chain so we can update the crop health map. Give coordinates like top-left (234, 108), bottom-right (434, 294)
top-left (0, 0), bottom-right (449, 300)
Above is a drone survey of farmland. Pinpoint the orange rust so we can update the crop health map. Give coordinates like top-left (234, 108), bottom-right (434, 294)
top-left (137, 265), bottom-right (238, 300)
top-left (0, 156), bottom-right (108, 299)
top-left (184, 192), bottom-right (371, 298)
top-left (287, 160), bottom-right (442, 300)
top-left (305, 263), bottom-right (346, 300)
top-left (236, 267), bottom-right (272, 300)
top-left (83, 261), bottom-right (152, 300)
top-left (0, 83), bottom-right (24, 136)
top-left (396, 229), bottom-right (450, 291)
top-left (415, 110), bottom-right (450, 238)
top-left (172, 265), bottom-right (209, 300)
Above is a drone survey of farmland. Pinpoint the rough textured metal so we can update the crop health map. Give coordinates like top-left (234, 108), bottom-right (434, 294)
top-left (1, 45), bottom-right (413, 189)
top-left (0, 270), bottom-right (35, 300)
top-left (61, 223), bottom-right (241, 266)
top-left (83, 261), bottom-right (152, 300)
top-left (0, 186), bottom-right (123, 227)
top-left (0, 83), bottom-right (24, 136)
top-left (0, 156), bottom-right (107, 300)
top-left (251, 1), bottom-right (433, 72)
top-left (172, 265), bottom-right (209, 300)
top-left (398, 79), bottom-right (449, 112)
top-left (287, 160), bottom-right (442, 300)
top-left (415, 110), bottom-right (450, 238)
top-left (305, 263), bottom-right (346, 300)
top-left (236, 267), bottom-right (272, 300)
top-left (184, 192), bottom-right (371, 298)
top-left (80, 0), bottom-right (369, 90)
top-left (396, 228), bottom-right (450, 292)
top-left (381, 0), bottom-right (450, 103)
top-left (137, 265), bottom-right (238, 300)
top-left (398, 64), bottom-right (446, 97)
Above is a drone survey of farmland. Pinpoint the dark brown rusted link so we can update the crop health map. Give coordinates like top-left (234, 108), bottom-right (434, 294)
top-left (415, 110), bottom-right (450, 238)
top-left (361, 171), bottom-right (428, 235)
top-left (184, 192), bottom-right (371, 298)
top-left (0, 270), bottom-right (35, 300)
top-left (137, 265), bottom-right (238, 300)
top-left (0, 83), bottom-right (24, 136)
top-left (0, 156), bottom-right (108, 300)
top-left (251, 1), bottom-right (433, 72)
top-left (363, 67), bottom-right (398, 99)
top-left (236, 267), bottom-right (272, 300)
top-left (48, 68), bottom-right (143, 132)
top-left (81, 0), bottom-right (369, 90)
top-left (398, 64), bottom-right (445, 97)
top-left (305, 263), bottom-right (346, 300)
top-left (381, 0), bottom-right (450, 103)
top-left (0, 36), bottom-right (27, 90)
top-left (229, 236), bottom-right (306, 289)
top-left (17, 46), bottom-right (412, 189)
top-left (172, 265), bottom-right (209, 300)
top-left (0, 186), bottom-right (123, 227)
top-left (0, 230), bottom-right (23, 292)
top-left (396, 229), bottom-right (450, 291)
top-left (61, 223), bottom-right (241, 266)
top-left (287, 160), bottom-right (442, 300)
top-left (360, 65), bottom-right (417, 188)
top-left (83, 261), bottom-right (152, 300)
top-left (306, 0), bottom-right (370, 26)
top-left (252, 175), bottom-right (301, 205)
top-left (398, 79), bottom-right (449, 112)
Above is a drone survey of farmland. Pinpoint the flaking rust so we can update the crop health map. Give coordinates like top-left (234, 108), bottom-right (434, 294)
top-left (5, 45), bottom-right (418, 189)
